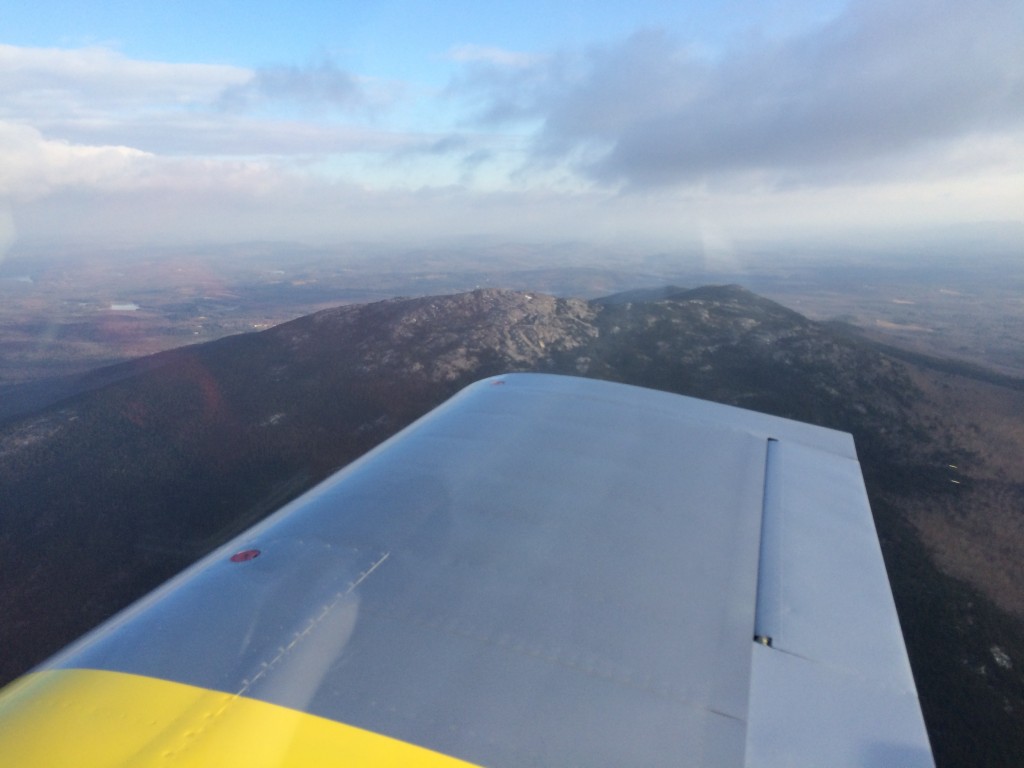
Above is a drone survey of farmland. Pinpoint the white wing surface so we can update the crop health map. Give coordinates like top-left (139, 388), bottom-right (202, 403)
top-left (0, 373), bottom-right (934, 767)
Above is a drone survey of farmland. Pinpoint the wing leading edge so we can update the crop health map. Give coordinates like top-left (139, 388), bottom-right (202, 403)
top-left (0, 373), bottom-right (933, 766)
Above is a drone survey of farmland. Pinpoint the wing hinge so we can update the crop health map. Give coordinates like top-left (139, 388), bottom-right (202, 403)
top-left (754, 437), bottom-right (780, 648)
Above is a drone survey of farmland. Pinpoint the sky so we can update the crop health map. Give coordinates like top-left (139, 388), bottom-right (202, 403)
top-left (0, 0), bottom-right (1021, 254)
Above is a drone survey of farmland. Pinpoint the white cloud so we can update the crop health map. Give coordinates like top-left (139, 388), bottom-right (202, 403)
top-left (33, 113), bottom-right (421, 157)
top-left (0, 45), bottom-right (393, 158)
top-left (0, 44), bottom-right (248, 115)
top-left (0, 121), bottom-right (150, 200)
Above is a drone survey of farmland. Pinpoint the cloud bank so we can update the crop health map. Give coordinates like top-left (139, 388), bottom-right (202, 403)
top-left (453, 0), bottom-right (1024, 189)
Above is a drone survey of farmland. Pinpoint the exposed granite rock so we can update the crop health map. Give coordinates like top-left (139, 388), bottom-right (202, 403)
top-left (295, 289), bottom-right (598, 381)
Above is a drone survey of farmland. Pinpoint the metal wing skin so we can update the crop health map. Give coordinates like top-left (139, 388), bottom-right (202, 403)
top-left (0, 374), bottom-right (934, 767)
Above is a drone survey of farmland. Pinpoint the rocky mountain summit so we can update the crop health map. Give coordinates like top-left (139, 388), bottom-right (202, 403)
top-left (2, 285), bottom-right (1023, 765)
top-left (255, 285), bottom-right (920, 456)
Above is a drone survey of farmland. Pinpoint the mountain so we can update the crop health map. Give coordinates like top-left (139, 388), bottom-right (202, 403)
top-left (2, 286), bottom-right (1022, 766)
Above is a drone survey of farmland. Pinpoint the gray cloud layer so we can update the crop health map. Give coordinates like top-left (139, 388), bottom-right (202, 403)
top-left (453, 0), bottom-right (1024, 188)
top-left (2, 2), bottom-right (1020, 250)
top-left (216, 61), bottom-right (368, 113)
top-left (0, 48), bottom-right (406, 158)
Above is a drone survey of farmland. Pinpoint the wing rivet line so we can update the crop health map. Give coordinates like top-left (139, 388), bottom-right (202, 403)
top-left (229, 549), bottom-right (261, 562)
top-left (234, 551), bottom-right (390, 698)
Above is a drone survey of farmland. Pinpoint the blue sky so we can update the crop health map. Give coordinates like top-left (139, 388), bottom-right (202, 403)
top-left (1, 0), bottom-right (1021, 252)
top-left (5, 1), bottom-right (841, 66)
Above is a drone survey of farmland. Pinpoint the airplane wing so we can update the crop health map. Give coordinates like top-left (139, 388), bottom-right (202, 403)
top-left (0, 373), bottom-right (934, 767)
